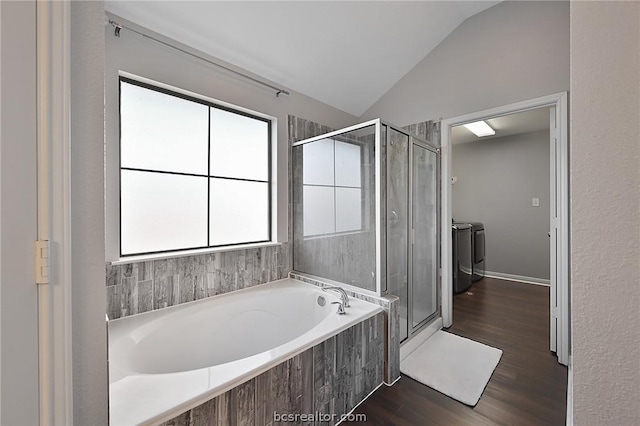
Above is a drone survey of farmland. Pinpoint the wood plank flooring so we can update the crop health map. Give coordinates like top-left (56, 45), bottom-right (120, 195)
top-left (343, 278), bottom-right (568, 425)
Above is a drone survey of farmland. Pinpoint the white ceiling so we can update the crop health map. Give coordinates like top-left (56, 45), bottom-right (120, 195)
top-left (452, 107), bottom-right (551, 145)
top-left (105, 1), bottom-right (500, 116)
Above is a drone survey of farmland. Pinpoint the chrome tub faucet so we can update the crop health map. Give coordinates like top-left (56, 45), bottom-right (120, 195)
top-left (321, 285), bottom-right (350, 308)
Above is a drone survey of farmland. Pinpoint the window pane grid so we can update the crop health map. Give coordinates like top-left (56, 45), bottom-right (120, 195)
top-left (120, 167), bottom-right (269, 183)
top-left (119, 77), bottom-right (272, 257)
top-left (301, 139), bottom-right (364, 237)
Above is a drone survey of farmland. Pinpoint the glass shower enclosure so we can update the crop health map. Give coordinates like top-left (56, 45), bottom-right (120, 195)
top-left (292, 119), bottom-right (440, 342)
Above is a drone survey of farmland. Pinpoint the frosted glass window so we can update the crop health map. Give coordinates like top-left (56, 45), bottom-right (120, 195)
top-left (119, 77), bottom-right (274, 256)
top-left (121, 170), bottom-right (208, 255)
top-left (209, 179), bottom-right (269, 245)
top-left (120, 81), bottom-right (209, 175)
top-left (303, 138), bottom-right (334, 185)
top-left (335, 141), bottom-right (361, 188)
top-left (335, 188), bottom-right (362, 233)
top-left (210, 108), bottom-right (269, 181)
top-left (303, 186), bottom-right (335, 236)
top-left (299, 136), bottom-right (364, 237)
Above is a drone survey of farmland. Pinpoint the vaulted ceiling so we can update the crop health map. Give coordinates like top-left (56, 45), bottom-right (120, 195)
top-left (105, 1), bottom-right (500, 116)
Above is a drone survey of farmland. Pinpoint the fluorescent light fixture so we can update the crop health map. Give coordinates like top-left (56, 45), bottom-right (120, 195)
top-left (463, 121), bottom-right (495, 137)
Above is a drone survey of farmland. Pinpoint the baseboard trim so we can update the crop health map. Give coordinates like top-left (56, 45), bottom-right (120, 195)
top-left (484, 271), bottom-right (550, 287)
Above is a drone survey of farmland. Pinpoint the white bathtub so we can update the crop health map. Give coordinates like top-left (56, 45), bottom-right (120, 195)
top-left (108, 277), bottom-right (383, 426)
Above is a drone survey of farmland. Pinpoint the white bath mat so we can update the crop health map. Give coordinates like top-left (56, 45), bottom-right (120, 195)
top-left (400, 330), bottom-right (502, 406)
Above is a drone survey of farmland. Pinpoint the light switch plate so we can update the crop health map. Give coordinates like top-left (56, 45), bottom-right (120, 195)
top-left (532, 197), bottom-right (540, 207)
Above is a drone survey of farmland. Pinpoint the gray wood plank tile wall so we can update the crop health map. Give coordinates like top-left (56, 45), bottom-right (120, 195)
top-left (160, 312), bottom-right (385, 426)
top-left (289, 272), bottom-right (400, 385)
top-left (402, 119), bottom-right (441, 145)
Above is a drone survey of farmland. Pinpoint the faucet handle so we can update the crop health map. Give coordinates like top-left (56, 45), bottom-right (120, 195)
top-left (331, 301), bottom-right (346, 315)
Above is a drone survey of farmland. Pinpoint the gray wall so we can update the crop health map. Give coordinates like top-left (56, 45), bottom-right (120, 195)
top-left (570, 2), bottom-right (640, 424)
top-left (0, 2), bottom-right (39, 424)
top-left (362, 1), bottom-right (569, 124)
top-left (71, 1), bottom-right (109, 424)
top-left (452, 130), bottom-right (550, 281)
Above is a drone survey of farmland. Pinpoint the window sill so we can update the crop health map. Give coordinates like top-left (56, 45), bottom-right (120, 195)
top-left (108, 241), bottom-right (284, 266)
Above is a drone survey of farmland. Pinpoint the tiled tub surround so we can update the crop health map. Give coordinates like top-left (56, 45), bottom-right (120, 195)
top-left (290, 272), bottom-right (400, 385)
top-left (109, 278), bottom-right (383, 425)
top-left (161, 313), bottom-right (384, 426)
top-left (106, 248), bottom-right (289, 320)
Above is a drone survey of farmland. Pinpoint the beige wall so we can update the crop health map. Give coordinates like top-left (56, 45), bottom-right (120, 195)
top-left (570, 2), bottom-right (640, 424)
top-left (362, 1), bottom-right (569, 125)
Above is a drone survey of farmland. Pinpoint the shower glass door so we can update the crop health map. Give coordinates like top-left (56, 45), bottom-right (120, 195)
top-left (386, 128), bottom-right (409, 342)
top-left (410, 141), bottom-right (439, 329)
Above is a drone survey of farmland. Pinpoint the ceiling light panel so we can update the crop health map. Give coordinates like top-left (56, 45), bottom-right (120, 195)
top-left (463, 121), bottom-right (496, 137)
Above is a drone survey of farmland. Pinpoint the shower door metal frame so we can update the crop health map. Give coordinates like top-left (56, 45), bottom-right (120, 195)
top-left (382, 121), bottom-right (441, 343)
top-left (292, 119), bottom-right (384, 297)
top-left (408, 138), bottom-right (441, 338)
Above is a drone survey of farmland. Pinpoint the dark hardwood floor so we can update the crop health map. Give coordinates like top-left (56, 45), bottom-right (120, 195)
top-left (344, 278), bottom-right (568, 425)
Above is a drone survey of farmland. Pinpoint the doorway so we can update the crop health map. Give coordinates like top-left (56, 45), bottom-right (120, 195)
top-left (441, 93), bottom-right (569, 366)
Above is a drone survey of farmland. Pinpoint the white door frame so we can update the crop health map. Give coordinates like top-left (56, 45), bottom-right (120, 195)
top-left (36, 1), bottom-right (74, 424)
top-left (440, 92), bottom-right (569, 366)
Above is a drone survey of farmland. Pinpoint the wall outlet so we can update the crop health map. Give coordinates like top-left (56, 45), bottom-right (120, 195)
top-left (532, 197), bottom-right (540, 207)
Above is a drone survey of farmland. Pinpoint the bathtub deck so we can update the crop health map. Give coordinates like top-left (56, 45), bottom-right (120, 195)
top-left (343, 277), bottom-right (568, 425)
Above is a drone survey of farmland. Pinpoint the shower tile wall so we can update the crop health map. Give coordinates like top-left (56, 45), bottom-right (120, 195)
top-left (161, 311), bottom-right (385, 426)
top-left (403, 119), bottom-right (441, 146)
top-left (292, 129), bottom-right (378, 292)
top-left (106, 116), bottom-right (334, 319)
top-left (106, 249), bottom-right (288, 319)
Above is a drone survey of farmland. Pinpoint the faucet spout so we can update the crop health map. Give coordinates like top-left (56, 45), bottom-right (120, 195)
top-left (321, 285), bottom-right (350, 308)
